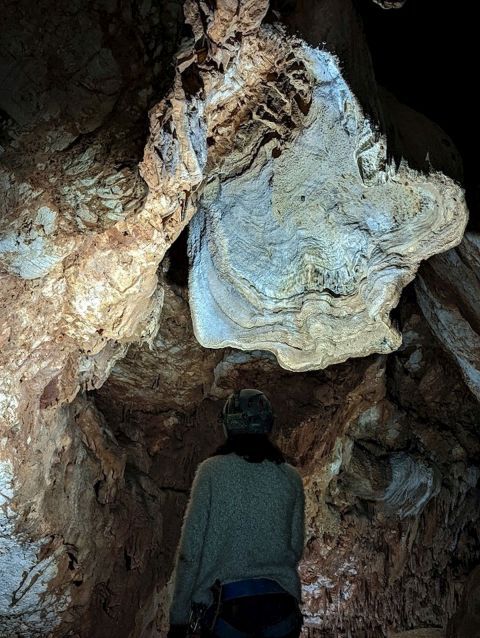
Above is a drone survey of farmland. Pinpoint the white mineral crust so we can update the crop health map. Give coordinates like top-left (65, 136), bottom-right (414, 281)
top-left (187, 43), bottom-right (467, 371)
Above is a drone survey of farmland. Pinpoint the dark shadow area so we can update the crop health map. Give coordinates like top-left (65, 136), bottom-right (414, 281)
top-left (269, 0), bottom-right (477, 225)
top-left (164, 225), bottom-right (190, 288)
top-left (355, 0), bottom-right (479, 228)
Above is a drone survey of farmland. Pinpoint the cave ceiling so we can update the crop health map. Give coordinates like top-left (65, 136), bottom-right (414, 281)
top-left (0, 0), bottom-right (479, 637)
top-left (141, 0), bottom-right (467, 372)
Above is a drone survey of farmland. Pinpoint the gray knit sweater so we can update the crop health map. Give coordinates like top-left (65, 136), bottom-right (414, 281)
top-left (169, 452), bottom-right (305, 625)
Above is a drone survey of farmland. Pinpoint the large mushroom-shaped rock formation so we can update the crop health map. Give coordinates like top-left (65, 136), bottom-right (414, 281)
top-left (141, 0), bottom-right (467, 372)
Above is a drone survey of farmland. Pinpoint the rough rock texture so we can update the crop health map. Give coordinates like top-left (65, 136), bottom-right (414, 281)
top-left (447, 565), bottom-right (480, 638)
top-left (141, 0), bottom-right (467, 371)
top-left (96, 265), bottom-right (224, 415)
top-left (0, 0), bottom-right (478, 637)
top-left (389, 631), bottom-right (444, 638)
top-left (0, 1), bottom-right (185, 634)
top-left (92, 286), bottom-right (480, 637)
top-left (291, 293), bottom-right (480, 636)
top-left (415, 231), bottom-right (480, 401)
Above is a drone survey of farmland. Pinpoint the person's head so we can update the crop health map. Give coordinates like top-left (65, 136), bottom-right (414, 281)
top-left (209, 388), bottom-right (293, 465)
top-left (221, 389), bottom-right (274, 438)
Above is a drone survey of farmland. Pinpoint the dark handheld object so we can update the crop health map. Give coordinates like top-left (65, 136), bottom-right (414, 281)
top-left (187, 601), bottom-right (210, 636)
top-left (186, 580), bottom-right (223, 636)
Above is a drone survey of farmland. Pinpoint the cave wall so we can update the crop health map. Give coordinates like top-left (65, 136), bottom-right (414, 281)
top-left (0, 0), bottom-right (479, 637)
top-left (91, 274), bottom-right (480, 637)
top-left (0, 1), bottom-right (185, 634)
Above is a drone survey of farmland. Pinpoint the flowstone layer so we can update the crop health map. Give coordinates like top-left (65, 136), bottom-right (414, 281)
top-left (141, 0), bottom-right (467, 372)
top-left (187, 43), bottom-right (466, 371)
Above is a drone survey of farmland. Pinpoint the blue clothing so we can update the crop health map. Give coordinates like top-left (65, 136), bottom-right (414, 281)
top-left (169, 453), bottom-right (305, 625)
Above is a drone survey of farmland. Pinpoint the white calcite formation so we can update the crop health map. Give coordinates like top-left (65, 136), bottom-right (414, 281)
top-left (142, 1), bottom-right (468, 372)
top-left (183, 36), bottom-right (467, 371)
top-left (415, 232), bottom-right (480, 402)
top-left (0, 460), bottom-right (69, 635)
top-left (383, 452), bottom-right (440, 519)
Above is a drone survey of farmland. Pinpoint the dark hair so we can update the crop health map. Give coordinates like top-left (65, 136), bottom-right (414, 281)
top-left (208, 433), bottom-right (294, 465)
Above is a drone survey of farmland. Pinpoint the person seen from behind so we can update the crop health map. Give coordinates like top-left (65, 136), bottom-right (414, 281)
top-left (167, 388), bottom-right (306, 638)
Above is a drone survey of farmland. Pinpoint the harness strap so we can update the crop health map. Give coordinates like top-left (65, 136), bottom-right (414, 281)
top-left (220, 578), bottom-right (288, 602)
top-left (212, 610), bottom-right (299, 638)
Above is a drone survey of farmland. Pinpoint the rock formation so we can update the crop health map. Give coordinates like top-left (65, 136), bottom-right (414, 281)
top-left (415, 231), bottom-right (480, 401)
top-left (142, 0), bottom-right (467, 372)
top-left (447, 565), bottom-right (480, 637)
top-left (0, 0), bottom-right (478, 637)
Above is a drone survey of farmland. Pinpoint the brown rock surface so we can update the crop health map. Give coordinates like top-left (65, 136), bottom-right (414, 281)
top-left (446, 565), bottom-right (480, 638)
top-left (415, 232), bottom-right (480, 402)
top-left (0, 0), bottom-right (478, 637)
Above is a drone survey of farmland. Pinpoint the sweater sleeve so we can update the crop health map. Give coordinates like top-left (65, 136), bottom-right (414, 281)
top-left (291, 471), bottom-right (305, 564)
top-left (169, 461), bottom-right (211, 625)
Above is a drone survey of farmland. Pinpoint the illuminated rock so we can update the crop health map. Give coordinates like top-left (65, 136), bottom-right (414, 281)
top-left (415, 232), bottom-right (480, 401)
top-left (143, 1), bottom-right (467, 370)
top-left (0, 0), bottom-right (477, 636)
